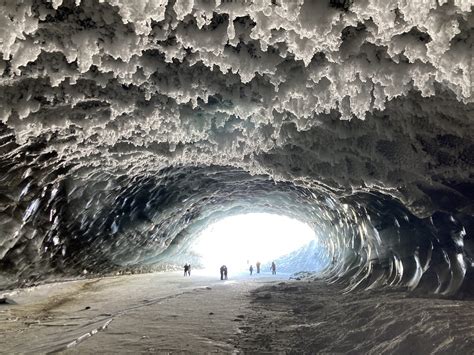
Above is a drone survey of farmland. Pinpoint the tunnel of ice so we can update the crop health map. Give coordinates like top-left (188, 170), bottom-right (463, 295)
top-left (0, 0), bottom-right (473, 296)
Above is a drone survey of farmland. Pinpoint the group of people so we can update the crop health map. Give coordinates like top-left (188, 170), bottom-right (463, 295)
top-left (183, 263), bottom-right (191, 276)
top-left (249, 261), bottom-right (277, 275)
top-left (182, 261), bottom-right (276, 280)
top-left (220, 265), bottom-right (228, 280)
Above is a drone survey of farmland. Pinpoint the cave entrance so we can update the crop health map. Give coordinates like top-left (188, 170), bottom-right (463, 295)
top-left (192, 213), bottom-right (317, 275)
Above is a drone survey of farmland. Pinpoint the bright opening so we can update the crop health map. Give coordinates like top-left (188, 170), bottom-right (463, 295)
top-left (193, 213), bottom-right (316, 275)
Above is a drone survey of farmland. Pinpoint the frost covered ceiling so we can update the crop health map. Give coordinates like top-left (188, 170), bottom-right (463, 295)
top-left (0, 0), bottom-right (473, 292)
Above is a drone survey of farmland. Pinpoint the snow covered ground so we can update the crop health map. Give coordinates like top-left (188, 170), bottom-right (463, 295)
top-left (239, 280), bottom-right (474, 354)
top-left (0, 271), bottom-right (285, 353)
top-left (1, 271), bottom-right (474, 353)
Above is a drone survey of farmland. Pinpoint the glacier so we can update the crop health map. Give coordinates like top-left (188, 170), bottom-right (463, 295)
top-left (0, 0), bottom-right (473, 299)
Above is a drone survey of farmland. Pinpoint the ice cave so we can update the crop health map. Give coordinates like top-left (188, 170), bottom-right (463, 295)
top-left (0, 0), bottom-right (473, 353)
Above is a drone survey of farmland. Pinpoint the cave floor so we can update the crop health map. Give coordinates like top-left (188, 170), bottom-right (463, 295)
top-left (0, 271), bottom-right (285, 353)
top-left (1, 272), bottom-right (474, 354)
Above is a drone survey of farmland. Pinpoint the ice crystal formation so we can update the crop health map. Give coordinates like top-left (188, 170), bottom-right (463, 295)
top-left (0, 0), bottom-right (473, 296)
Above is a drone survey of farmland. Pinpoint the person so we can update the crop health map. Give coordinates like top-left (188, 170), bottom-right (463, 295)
top-left (256, 261), bottom-right (261, 274)
top-left (249, 265), bottom-right (253, 275)
top-left (187, 264), bottom-right (191, 276)
top-left (220, 265), bottom-right (228, 280)
top-left (184, 263), bottom-right (189, 276)
top-left (271, 261), bottom-right (276, 275)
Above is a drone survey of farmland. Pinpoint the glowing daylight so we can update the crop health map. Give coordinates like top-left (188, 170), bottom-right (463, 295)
top-left (193, 213), bottom-right (316, 273)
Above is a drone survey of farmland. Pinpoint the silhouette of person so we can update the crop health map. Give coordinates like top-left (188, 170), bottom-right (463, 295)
top-left (249, 265), bottom-right (253, 275)
top-left (271, 261), bottom-right (276, 275)
top-left (220, 265), bottom-right (227, 280)
top-left (256, 261), bottom-right (261, 274)
top-left (220, 265), bottom-right (228, 280)
top-left (187, 264), bottom-right (191, 276)
top-left (184, 263), bottom-right (189, 276)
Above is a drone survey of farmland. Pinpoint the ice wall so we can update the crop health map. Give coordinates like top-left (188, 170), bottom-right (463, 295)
top-left (0, 0), bottom-right (473, 295)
